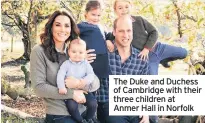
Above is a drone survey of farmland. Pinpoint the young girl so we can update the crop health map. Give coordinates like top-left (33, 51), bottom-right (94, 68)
top-left (113, 0), bottom-right (188, 75)
top-left (77, 0), bottom-right (113, 79)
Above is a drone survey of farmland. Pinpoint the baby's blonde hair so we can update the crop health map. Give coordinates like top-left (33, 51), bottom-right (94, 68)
top-left (68, 38), bottom-right (86, 49)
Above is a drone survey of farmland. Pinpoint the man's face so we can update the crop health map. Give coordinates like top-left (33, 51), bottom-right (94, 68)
top-left (113, 17), bottom-right (133, 48)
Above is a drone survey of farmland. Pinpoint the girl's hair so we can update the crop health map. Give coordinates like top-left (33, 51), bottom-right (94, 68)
top-left (85, 0), bottom-right (101, 12)
top-left (113, 0), bottom-right (131, 10)
top-left (40, 9), bottom-right (79, 62)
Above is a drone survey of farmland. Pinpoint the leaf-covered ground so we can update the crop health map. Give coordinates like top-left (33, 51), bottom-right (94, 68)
top-left (1, 47), bottom-right (45, 119)
top-left (1, 95), bottom-right (45, 118)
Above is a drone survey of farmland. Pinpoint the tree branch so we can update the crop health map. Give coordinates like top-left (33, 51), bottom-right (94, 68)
top-left (37, 15), bottom-right (50, 23)
top-left (60, 1), bottom-right (76, 21)
top-left (1, 105), bottom-right (34, 118)
top-left (1, 23), bottom-right (16, 27)
top-left (14, 14), bottom-right (26, 32)
top-left (172, 0), bottom-right (182, 38)
top-left (27, 0), bottom-right (34, 37)
top-left (76, 1), bottom-right (85, 22)
top-left (181, 13), bottom-right (197, 22)
top-left (2, 12), bottom-right (23, 32)
top-left (2, 11), bottom-right (15, 21)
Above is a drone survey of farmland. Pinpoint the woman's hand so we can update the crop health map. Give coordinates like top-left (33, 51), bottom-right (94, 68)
top-left (65, 76), bottom-right (80, 89)
top-left (138, 48), bottom-right (149, 61)
top-left (139, 115), bottom-right (149, 123)
top-left (77, 79), bottom-right (87, 89)
top-left (86, 49), bottom-right (96, 63)
top-left (73, 90), bottom-right (86, 104)
top-left (59, 88), bottom-right (67, 95)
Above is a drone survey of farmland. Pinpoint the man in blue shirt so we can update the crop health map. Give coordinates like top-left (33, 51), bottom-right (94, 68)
top-left (96, 15), bottom-right (150, 123)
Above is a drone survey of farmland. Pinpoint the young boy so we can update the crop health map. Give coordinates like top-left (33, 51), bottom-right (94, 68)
top-left (57, 38), bottom-right (97, 123)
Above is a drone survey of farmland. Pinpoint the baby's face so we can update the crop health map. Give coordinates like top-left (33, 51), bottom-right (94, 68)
top-left (68, 44), bottom-right (86, 62)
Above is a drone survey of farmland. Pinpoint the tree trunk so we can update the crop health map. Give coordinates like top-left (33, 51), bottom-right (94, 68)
top-left (1, 80), bottom-right (19, 100)
top-left (30, 10), bottom-right (38, 49)
top-left (20, 10), bottom-right (38, 61)
top-left (1, 80), bottom-right (33, 100)
top-left (1, 105), bottom-right (34, 118)
top-left (1, 105), bottom-right (44, 123)
top-left (11, 36), bottom-right (14, 52)
top-left (22, 37), bottom-right (31, 61)
top-left (21, 65), bottom-right (31, 88)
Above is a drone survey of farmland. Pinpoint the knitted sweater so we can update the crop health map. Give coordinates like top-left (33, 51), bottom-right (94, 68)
top-left (107, 16), bottom-right (158, 51)
top-left (131, 16), bottom-right (158, 50)
top-left (30, 45), bottom-right (100, 115)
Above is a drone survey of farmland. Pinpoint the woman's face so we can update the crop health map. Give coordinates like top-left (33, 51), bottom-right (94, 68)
top-left (52, 15), bottom-right (71, 43)
top-left (114, 1), bottom-right (131, 17)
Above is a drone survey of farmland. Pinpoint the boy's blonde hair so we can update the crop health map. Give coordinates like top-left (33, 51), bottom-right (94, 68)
top-left (113, 0), bottom-right (131, 10)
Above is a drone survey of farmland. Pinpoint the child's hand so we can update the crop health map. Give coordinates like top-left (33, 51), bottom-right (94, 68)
top-left (106, 40), bottom-right (115, 52)
top-left (59, 88), bottom-right (67, 95)
top-left (138, 48), bottom-right (149, 61)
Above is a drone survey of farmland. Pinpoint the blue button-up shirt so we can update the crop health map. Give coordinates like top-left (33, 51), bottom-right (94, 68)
top-left (97, 45), bottom-right (149, 102)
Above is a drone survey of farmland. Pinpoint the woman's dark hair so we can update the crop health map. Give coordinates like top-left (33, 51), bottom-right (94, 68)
top-left (85, 0), bottom-right (101, 12)
top-left (40, 9), bottom-right (79, 62)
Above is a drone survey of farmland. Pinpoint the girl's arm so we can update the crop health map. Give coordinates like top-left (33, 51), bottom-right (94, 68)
top-left (105, 32), bottom-right (115, 52)
top-left (141, 17), bottom-right (158, 50)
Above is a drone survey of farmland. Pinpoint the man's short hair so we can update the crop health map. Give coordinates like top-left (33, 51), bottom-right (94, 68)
top-left (113, 15), bottom-right (132, 30)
